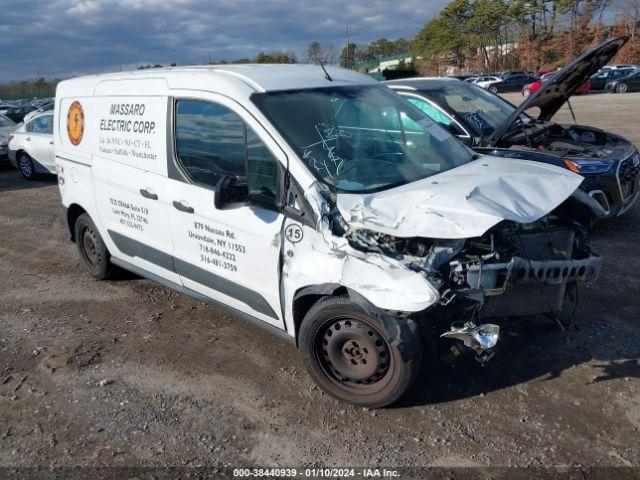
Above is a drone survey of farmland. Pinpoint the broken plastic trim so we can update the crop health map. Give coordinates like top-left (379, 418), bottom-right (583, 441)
top-left (441, 322), bottom-right (500, 363)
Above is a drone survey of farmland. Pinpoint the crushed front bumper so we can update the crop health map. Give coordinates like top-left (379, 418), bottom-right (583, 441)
top-left (453, 254), bottom-right (602, 317)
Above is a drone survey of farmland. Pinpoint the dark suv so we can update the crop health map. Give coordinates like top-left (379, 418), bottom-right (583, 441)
top-left (590, 67), bottom-right (636, 90)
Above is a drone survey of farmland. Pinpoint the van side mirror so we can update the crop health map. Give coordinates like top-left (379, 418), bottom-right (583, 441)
top-left (214, 175), bottom-right (248, 209)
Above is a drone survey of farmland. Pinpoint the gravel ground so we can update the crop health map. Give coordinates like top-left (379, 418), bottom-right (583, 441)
top-left (0, 91), bottom-right (639, 479)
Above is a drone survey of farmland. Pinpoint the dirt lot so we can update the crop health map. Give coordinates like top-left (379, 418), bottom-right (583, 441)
top-left (0, 91), bottom-right (639, 478)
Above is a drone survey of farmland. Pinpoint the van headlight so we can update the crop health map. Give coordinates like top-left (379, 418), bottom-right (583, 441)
top-left (564, 159), bottom-right (612, 174)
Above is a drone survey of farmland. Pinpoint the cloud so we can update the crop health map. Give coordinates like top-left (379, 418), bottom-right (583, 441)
top-left (0, 0), bottom-right (449, 82)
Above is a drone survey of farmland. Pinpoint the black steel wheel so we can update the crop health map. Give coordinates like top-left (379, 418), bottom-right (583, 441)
top-left (74, 213), bottom-right (116, 280)
top-left (299, 295), bottom-right (422, 408)
top-left (18, 152), bottom-right (36, 180)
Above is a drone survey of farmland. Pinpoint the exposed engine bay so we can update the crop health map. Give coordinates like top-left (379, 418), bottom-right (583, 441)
top-left (339, 195), bottom-right (602, 363)
top-left (346, 207), bottom-right (600, 315)
top-left (502, 121), bottom-right (631, 160)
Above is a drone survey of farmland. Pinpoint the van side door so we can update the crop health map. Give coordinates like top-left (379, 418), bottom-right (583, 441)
top-left (89, 96), bottom-right (181, 286)
top-left (165, 96), bottom-right (286, 327)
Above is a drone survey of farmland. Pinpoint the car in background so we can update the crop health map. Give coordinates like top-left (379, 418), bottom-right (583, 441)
top-left (470, 75), bottom-right (502, 89)
top-left (0, 103), bottom-right (14, 114)
top-left (8, 112), bottom-right (55, 179)
top-left (605, 69), bottom-right (640, 93)
top-left (0, 114), bottom-right (17, 160)
top-left (523, 72), bottom-right (591, 97)
top-left (4, 105), bottom-right (37, 124)
top-left (387, 36), bottom-right (638, 220)
top-left (23, 101), bottom-right (54, 123)
top-left (589, 67), bottom-right (636, 90)
top-left (486, 72), bottom-right (538, 93)
top-left (601, 64), bottom-right (636, 71)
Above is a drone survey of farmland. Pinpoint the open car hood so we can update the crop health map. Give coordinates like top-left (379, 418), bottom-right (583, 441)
top-left (336, 156), bottom-right (583, 239)
top-left (487, 36), bottom-right (628, 147)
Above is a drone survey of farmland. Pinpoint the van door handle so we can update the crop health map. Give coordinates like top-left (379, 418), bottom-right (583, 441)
top-left (49, 140), bottom-right (54, 145)
top-left (173, 200), bottom-right (194, 214)
top-left (140, 188), bottom-right (158, 200)
top-left (25, 137), bottom-right (31, 142)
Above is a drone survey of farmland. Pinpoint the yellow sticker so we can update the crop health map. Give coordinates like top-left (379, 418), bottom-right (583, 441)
top-left (67, 101), bottom-right (84, 146)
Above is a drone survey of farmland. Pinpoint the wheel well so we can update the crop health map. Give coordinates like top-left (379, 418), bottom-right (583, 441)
top-left (66, 204), bottom-right (87, 242)
top-left (292, 285), bottom-right (348, 341)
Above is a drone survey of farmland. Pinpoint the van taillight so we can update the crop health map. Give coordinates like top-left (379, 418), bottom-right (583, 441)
top-left (56, 165), bottom-right (65, 185)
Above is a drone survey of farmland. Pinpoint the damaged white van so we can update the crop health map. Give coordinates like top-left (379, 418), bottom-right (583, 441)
top-left (55, 65), bottom-right (602, 407)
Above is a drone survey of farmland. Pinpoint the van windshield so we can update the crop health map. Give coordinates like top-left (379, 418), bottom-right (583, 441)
top-left (252, 85), bottom-right (476, 193)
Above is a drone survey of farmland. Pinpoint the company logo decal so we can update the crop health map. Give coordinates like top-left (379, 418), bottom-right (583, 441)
top-left (67, 101), bottom-right (85, 145)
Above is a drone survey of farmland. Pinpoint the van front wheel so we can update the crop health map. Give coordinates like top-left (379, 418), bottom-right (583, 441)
top-left (74, 213), bottom-right (116, 280)
top-left (298, 295), bottom-right (422, 408)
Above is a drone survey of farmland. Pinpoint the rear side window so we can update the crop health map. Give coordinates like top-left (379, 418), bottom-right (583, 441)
top-left (26, 115), bottom-right (53, 134)
top-left (175, 100), bottom-right (280, 200)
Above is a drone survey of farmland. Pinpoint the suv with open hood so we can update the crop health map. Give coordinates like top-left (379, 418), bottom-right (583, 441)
top-left (387, 37), bottom-right (639, 220)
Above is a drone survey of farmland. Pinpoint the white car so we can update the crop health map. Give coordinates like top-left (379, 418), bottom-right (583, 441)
top-left (54, 65), bottom-right (600, 407)
top-left (8, 112), bottom-right (55, 179)
top-left (471, 76), bottom-right (502, 89)
top-left (0, 114), bottom-right (17, 159)
top-left (23, 102), bottom-right (54, 123)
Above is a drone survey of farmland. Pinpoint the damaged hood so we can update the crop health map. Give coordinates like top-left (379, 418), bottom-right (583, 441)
top-left (336, 156), bottom-right (583, 239)
top-left (487, 36), bottom-right (628, 147)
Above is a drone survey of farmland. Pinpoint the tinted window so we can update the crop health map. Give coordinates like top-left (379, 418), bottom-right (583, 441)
top-left (246, 128), bottom-right (279, 201)
top-left (405, 96), bottom-right (466, 136)
top-left (175, 100), bottom-right (280, 199)
top-left (28, 115), bottom-right (53, 134)
top-left (420, 82), bottom-right (519, 136)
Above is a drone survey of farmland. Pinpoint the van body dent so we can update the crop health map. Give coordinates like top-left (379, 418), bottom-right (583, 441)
top-left (55, 65), bottom-right (602, 407)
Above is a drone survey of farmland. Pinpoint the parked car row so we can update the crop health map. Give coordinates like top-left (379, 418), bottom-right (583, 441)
top-left (457, 61), bottom-right (640, 97)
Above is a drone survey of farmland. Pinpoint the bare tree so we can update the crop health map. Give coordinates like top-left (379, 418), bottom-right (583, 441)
top-left (306, 41), bottom-right (337, 65)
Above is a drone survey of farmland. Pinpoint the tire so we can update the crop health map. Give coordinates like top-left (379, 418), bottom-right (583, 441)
top-left (74, 213), bottom-right (117, 280)
top-left (298, 295), bottom-right (422, 408)
top-left (18, 152), bottom-right (36, 180)
top-left (616, 83), bottom-right (628, 94)
top-left (489, 85), bottom-right (498, 94)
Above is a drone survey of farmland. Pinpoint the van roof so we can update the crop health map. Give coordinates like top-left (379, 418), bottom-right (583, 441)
top-left (57, 64), bottom-right (378, 97)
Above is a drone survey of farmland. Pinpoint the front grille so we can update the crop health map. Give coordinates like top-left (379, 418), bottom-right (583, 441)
top-left (617, 152), bottom-right (640, 201)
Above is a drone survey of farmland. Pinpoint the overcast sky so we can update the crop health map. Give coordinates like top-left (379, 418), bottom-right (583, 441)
top-left (0, 0), bottom-right (451, 82)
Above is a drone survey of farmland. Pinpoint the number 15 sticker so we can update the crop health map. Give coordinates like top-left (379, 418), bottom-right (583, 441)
top-left (285, 224), bottom-right (303, 243)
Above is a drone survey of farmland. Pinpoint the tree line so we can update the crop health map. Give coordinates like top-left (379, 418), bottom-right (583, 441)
top-left (411, 0), bottom-right (640, 75)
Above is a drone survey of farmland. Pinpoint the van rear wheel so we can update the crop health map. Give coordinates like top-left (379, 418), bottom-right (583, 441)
top-left (74, 213), bottom-right (117, 280)
top-left (298, 295), bottom-right (422, 408)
